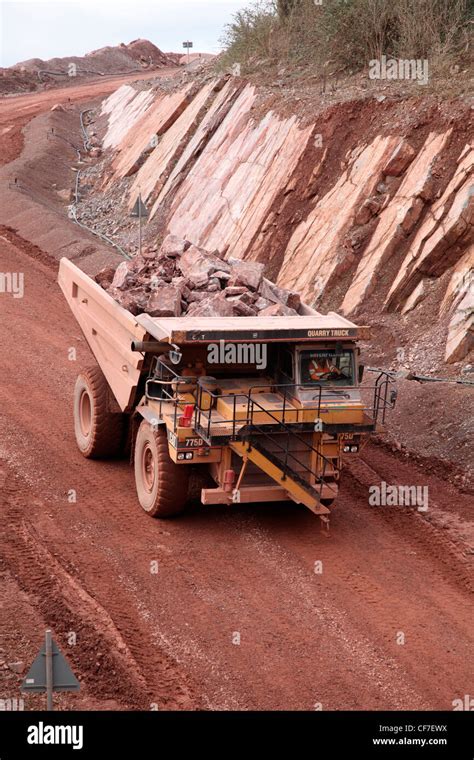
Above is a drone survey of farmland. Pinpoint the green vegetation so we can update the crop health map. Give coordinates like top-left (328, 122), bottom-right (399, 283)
top-left (220, 0), bottom-right (473, 78)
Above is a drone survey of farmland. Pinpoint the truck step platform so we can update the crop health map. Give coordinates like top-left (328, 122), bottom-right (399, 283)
top-left (229, 438), bottom-right (333, 515)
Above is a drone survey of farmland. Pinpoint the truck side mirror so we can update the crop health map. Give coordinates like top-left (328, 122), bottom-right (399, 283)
top-left (358, 364), bottom-right (365, 383)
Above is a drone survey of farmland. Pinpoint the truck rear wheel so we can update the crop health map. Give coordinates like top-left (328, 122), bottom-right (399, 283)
top-left (73, 366), bottom-right (124, 458)
top-left (134, 421), bottom-right (189, 518)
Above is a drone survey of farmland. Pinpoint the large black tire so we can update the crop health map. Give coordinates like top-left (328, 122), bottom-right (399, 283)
top-left (73, 366), bottom-right (124, 459)
top-left (134, 420), bottom-right (189, 518)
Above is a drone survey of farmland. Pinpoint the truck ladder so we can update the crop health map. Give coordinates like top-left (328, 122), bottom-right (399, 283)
top-left (229, 438), bottom-right (331, 516)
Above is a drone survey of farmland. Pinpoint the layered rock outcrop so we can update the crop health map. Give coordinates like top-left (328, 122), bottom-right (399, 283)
top-left (96, 75), bottom-right (473, 363)
top-left (386, 144), bottom-right (474, 310)
top-left (277, 135), bottom-right (401, 302)
top-left (110, 84), bottom-right (194, 180)
top-left (441, 246), bottom-right (474, 363)
top-left (101, 85), bottom-right (154, 150)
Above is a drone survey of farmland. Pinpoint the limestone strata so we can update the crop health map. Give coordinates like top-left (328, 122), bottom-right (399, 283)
top-left (401, 280), bottom-right (426, 314)
top-left (129, 81), bottom-right (217, 209)
top-left (110, 84), bottom-right (194, 181)
top-left (154, 79), bottom-right (242, 205)
top-left (277, 135), bottom-right (400, 302)
top-left (166, 84), bottom-right (312, 258)
top-left (101, 85), bottom-right (154, 151)
top-left (386, 144), bottom-right (474, 310)
top-left (441, 246), bottom-right (474, 363)
top-left (341, 130), bottom-right (452, 315)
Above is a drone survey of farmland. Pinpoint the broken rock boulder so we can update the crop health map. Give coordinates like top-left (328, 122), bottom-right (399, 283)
top-left (129, 254), bottom-right (151, 276)
top-left (259, 302), bottom-right (298, 316)
top-left (178, 245), bottom-right (230, 288)
top-left (260, 278), bottom-right (301, 311)
top-left (110, 260), bottom-right (137, 291)
top-left (383, 140), bottom-right (416, 177)
top-left (95, 265), bottom-right (116, 289)
top-left (228, 258), bottom-right (264, 292)
top-left (227, 296), bottom-right (258, 316)
top-left (149, 254), bottom-right (177, 282)
top-left (111, 287), bottom-right (149, 316)
top-left (146, 284), bottom-right (183, 317)
top-left (254, 296), bottom-right (274, 312)
top-left (354, 196), bottom-right (383, 226)
top-left (159, 234), bottom-right (190, 258)
top-left (102, 235), bottom-right (307, 319)
top-left (186, 292), bottom-right (235, 317)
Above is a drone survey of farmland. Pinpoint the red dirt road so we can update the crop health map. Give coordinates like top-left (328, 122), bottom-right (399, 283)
top-left (0, 75), bottom-right (473, 711)
top-left (0, 234), bottom-right (473, 710)
top-left (0, 68), bottom-right (178, 167)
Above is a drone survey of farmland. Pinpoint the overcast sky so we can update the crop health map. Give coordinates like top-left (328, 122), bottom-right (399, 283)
top-left (0, 0), bottom-right (249, 66)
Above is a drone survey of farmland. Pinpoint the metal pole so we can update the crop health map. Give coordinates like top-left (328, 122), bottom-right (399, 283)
top-left (45, 629), bottom-right (53, 711)
top-left (138, 193), bottom-right (142, 256)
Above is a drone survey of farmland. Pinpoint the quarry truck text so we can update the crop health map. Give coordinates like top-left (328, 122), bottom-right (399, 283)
top-left (59, 257), bottom-right (397, 527)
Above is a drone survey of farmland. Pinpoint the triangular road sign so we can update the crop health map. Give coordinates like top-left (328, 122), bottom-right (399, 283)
top-left (21, 638), bottom-right (80, 693)
top-left (130, 196), bottom-right (149, 217)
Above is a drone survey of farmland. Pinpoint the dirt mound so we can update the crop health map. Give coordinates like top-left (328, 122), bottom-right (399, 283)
top-left (14, 38), bottom-right (174, 74)
top-left (124, 39), bottom-right (173, 65)
top-left (82, 38), bottom-right (174, 70)
top-left (165, 52), bottom-right (184, 66)
top-left (0, 67), bottom-right (38, 95)
top-left (0, 39), bottom-right (175, 95)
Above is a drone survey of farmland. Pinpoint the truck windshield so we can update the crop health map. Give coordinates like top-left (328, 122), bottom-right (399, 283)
top-left (300, 349), bottom-right (355, 386)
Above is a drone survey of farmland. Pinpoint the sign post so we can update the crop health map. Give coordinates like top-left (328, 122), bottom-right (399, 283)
top-left (21, 629), bottom-right (80, 710)
top-left (45, 630), bottom-right (53, 711)
top-left (182, 40), bottom-right (193, 65)
top-left (130, 193), bottom-right (149, 256)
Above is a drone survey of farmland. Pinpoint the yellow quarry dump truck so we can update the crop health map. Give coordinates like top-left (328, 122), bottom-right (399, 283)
top-left (58, 257), bottom-right (397, 526)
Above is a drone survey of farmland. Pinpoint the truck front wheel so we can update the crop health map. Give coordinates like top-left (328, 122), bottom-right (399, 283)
top-left (134, 421), bottom-right (189, 517)
top-left (73, 366), bottom-right (124, 458)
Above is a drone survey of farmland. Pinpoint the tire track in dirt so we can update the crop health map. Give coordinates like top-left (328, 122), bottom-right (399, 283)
top-left (0, 462), bottom-right (198, 710)
top-left (347, 453), bottom-right (474, 591)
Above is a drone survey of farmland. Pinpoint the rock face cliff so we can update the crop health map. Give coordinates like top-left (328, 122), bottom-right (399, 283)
top-left (88, 75), bottom-right (473, 367)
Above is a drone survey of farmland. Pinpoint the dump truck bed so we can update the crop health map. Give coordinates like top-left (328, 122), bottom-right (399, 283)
top-left (58, 257), bottom-right (369, 413)
top-left (58, 258), bottom-right (147, 411)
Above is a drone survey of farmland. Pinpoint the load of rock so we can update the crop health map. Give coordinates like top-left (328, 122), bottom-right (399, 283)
top-left (95, 234), bottom-right (302, 318)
